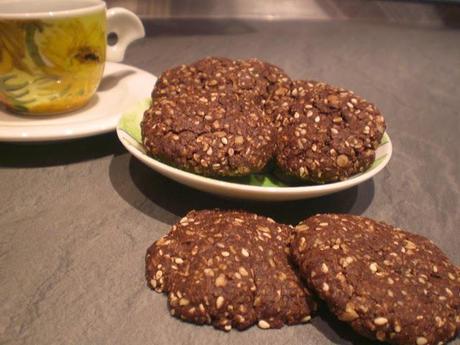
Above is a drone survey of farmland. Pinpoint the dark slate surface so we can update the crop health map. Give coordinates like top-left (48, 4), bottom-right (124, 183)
top-left (1, 18), bottom-right (459, 345)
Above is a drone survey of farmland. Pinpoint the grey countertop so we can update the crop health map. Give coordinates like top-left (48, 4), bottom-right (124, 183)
top-left (1, 18), bottom-right (459, 345)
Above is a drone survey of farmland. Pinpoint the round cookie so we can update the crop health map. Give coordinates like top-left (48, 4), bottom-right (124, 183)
top-left (145, 210), bottom-right (316, 331)
top-left (274, 81), bottom-right (386, 183)
top-left (151, 56), bottom-right (291, 111)
top-left (291, 214), bottom-right (460, 345)
top-left (234, 58), bottom-right (292, 114)
top-left (141, 91), bottom-right (274, 176)
top-left (151, 57), bottom-right (237, 100)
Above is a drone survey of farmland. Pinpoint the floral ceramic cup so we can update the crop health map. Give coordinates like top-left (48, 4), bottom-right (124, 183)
top-left (0, 0), bottom-right (144, 114)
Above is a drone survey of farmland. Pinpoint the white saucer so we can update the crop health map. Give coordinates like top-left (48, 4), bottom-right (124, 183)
top-left (0, 62), bottom-right (156, 142)
top-left (118, 129), bottom-right (392, 201)
top-left (117, 97), bottom-right (393, 201)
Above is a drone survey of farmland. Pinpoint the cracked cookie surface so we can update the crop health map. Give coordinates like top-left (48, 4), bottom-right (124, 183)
top-left (141, 92), bottom-right (274, 176)
top-left (151, 57), bottom-right (290, 112)
top-left (145, 209), bottom-right (316, 331)
top-left (273, 81), bottom-right (386, 183)
top-left (141, 57), bottom-right (290, 176)
top-left (291, 214), bottom-right (460, 345)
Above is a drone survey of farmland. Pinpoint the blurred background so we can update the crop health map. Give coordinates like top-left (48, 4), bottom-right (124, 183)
top-left (104, 0), bottom-right (460, 27)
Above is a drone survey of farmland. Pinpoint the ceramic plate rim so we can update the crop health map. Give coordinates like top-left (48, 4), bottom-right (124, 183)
top-left (117, 127), bottom-right (392, 197)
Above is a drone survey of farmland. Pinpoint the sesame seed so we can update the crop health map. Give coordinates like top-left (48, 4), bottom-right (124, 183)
top-left (416, 337), bottom-right (428, 345)
top-left (369, 262), bottom-right (378, 273)
top-left (241, 248), bottom-right (249, 257)
top-left (321, 263), bottom-right (329, 273)
top-left (301, 315), bottom-right (311, 323)
top-left (234, 136), bottom-right (244, 145)
top-left (404, 240), bottom-right (417, 250)
top-left (322, 282), bottom-right (330, 292)
top-left (314, 116), bottom-right (320, 123)
top-left (336, 155), bottom-right (349, 168)
top-left (221, 251), bottom-right (230, 257)
top-left (239, 267), bottom-right (249, 276)
top-left (374, 317), bottom-right (388, 325)
top-left (340, 308), bottom-right (359, 321)
top-left (179, 298), bottom-right (190, 306)
top-left (216, 296), bottom-right (224, 309)
top-left (215, 274), bottom-right (227, 287)
top-left (258, 320), bottom-right (270, 329)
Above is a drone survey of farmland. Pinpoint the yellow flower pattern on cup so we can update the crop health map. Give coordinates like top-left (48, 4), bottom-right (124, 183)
top-left (0, 12), bottom-right (106, 114)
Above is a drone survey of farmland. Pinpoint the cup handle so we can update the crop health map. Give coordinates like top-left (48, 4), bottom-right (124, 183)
top-left (106, 7), bottom-right (145, 62)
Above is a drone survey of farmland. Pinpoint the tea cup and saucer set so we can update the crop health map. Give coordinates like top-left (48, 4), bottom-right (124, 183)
top-left (0, 0), bottom-right (157, 142)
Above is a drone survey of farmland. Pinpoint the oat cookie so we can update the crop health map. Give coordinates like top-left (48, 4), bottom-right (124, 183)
top-left (141, 92), bottom-right (274, 176)
top-left (141, 57), bottom-right (288, 176)
top-left (151, 57), bottom-right (290, 111)
top-left (145, 210), bottom-right (316, 331)
top-left (291, 214), bottom-right (460, 345)
top-left (274, 81), bottom-right (386, 183)
top-left (151, 57), bottom-right (236, 100)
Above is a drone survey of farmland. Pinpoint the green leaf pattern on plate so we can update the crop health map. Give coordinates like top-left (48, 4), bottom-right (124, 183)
top-left (119, 98), bottom-right (389, 188)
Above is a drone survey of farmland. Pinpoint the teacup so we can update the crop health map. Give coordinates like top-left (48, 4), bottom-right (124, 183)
top-left (0, 0), bottom-right (144, 115)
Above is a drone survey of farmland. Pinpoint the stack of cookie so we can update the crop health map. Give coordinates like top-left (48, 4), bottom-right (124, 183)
top-left (146, 210), bottom-right (460, 345)
top-left (141, 57), bottom-right (387, 183)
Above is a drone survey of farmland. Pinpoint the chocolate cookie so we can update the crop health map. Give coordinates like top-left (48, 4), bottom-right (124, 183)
top-left (141, 57), bottom-right (289, 176)
top-left (151, 57), bottom-right (291, 111)
top-left (151, 57), bottom-right (236, 100)
top-left (146, 210), bottom-right (316, 331)
top-left (291, 214), bottom-right (460, 345)
top-left (141, 92), bottom-right (274, 176)
top-left (274, 81), bottom-right (386, 183)
top-left (235, 58), bottom-right (292, 115)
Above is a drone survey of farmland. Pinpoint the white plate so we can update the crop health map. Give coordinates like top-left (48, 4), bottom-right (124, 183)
top-left (117, 125), bottom-right (392, 201)
top-left (0, 62), bottom-right (156, 142)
